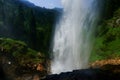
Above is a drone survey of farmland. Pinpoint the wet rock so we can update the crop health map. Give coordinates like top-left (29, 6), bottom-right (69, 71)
top-left (42, 68), bottom-right (120, 80)
top-left (43, 59), bottom-right (120, 80)
top-left (0, 64), bottom-right (6, 80)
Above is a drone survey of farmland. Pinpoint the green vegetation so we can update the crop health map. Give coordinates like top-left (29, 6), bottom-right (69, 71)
top-left (0, 38), bottom-right (48, 79)
top-left (0, 0), bottom-right (60, 54)
top-left (90, 8), bottom-right (120, 62)
top-left (0, 38), bottom-right (45, 65)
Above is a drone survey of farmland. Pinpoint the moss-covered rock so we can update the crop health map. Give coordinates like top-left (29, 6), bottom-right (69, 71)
top-left (0, 38), bottom-right (48, 79)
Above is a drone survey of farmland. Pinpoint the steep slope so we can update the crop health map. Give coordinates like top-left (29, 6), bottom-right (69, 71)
top-left (91, 7), bottom-right (120, 61)
top-left (0, 0), bottom-right (61, 54)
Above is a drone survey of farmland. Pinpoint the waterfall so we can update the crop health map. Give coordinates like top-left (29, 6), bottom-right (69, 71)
top-left (51, 0), bottom-right (101, 74)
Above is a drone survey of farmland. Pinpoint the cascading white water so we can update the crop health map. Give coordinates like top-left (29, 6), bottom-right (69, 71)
top-left (51, 0), bottom-right (101, 74)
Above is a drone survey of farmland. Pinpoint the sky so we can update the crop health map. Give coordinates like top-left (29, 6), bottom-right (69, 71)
top-left (27, 0), bottom-right (62, 9)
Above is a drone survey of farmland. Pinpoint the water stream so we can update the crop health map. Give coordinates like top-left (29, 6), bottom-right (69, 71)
top-left (51, 0), bottom-right (101, 74)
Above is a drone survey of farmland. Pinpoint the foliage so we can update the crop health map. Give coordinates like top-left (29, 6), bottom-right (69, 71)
top-left (0, 0), bottom-right (61, 54)
top-left (0, 38), bottom-right (45, 65)
top-left (0, 38), bottom-right (48, 79)
top-left (90, 8), bottom-right (120, 62)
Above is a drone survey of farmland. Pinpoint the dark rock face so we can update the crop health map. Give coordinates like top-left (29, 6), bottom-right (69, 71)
top-left (42, 69), bottom-right (120, 80)
top-left (103, 0), bottom-right (120, 19)
top-left (0, 64), bottom-right (6, 80)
